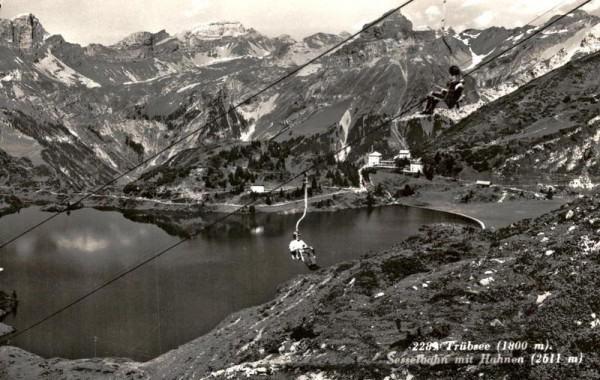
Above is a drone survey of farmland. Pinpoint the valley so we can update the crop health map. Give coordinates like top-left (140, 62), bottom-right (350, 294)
top-left (0, 2), bottom-right (599, 379)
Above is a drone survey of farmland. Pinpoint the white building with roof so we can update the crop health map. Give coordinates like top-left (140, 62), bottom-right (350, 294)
top-left (250, 184), bottom-right (266, 193)
top-left (395, 150), bottom-right (412, 160)
top-left (367, 151), bottom-right (382, 167)
top-left (402, 158), bottom-right (424, 174)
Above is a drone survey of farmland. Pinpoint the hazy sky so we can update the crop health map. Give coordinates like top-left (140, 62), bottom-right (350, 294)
top-left (1, 0), bottom-right (599, 45)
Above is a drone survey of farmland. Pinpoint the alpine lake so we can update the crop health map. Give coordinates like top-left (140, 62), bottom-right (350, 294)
top-left (0, 205), bottom-right (479, 360)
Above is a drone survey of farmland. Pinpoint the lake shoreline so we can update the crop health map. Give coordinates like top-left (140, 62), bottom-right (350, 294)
top-left (0, 183), bottom-right (575, 367)
top-left (5, 183), bottom-right (574, 233)
top-left (0, 201), bottom-right (480, 360)
top-left (0, 192), bottom-right (596, 379)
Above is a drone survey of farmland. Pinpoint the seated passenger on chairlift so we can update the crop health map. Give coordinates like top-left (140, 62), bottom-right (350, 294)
top-left (288, 232), bottom-right (311, 260)
top-left (422, 65), bottom-right (465, 115)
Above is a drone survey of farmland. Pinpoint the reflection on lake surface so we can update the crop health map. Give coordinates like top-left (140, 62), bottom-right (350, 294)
top-left (0, 205), bottom-right (478, 360)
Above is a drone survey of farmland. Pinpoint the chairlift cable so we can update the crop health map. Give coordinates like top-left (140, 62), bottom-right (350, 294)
top-left (0, 0), bottom-right (418, 251)
top-left (0, 0), bottom-right (593, 345)
top-left (427, 0), bottom-right (588, 112)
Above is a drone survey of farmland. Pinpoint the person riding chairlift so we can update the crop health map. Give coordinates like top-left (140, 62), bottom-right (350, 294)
top-left (421, 65), bottom-right (464, 115)
top-left (288, 232), bottom-right (311, 260)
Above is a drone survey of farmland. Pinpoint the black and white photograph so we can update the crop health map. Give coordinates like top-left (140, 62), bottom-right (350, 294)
top-left (0, 0), bottom-right (600, 378)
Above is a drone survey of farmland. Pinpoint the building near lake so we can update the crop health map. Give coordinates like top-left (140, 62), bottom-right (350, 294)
top-left (367, 151), bottom-right (382, 167)
top-left (394, 150), bottom-right (412, 160)
top-left (367, 150), bottom-right (422, 172)
top-left (250, 184), bottom-right (266, 193)
top-left (402, 158), bottom-right (424, 174)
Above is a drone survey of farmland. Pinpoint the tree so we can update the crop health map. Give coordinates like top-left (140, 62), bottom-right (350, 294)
top-left (235, 165), bottom-right (244, 179)
top-left (395, 157), bottom-right (409, 168)
top-left (266, 196), bottom-right (272, 205)
top-left (326, 152), bottom-right (336, 165)
top-left (366, 191), bottom-right (375, 208)
top-left (277, 157), bottom-right (286, 170)
top-left (424, 164), bottom-right (434, 181)
top-left (335, 170), bottom-right (346, 187)
top-left (311, 176), bottom-right (318, 192)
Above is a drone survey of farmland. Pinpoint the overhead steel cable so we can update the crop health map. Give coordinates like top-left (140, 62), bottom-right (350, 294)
top-left (468, 0), bottom-right (594, 75)
top-left (439, 0), bottom-right (580, 74)
top-left (0, 0), bottom-right (594, 345)
top-left (0, 0), bottom-right (417, 251)
top-left (423, 0), bottom-right (593, 116)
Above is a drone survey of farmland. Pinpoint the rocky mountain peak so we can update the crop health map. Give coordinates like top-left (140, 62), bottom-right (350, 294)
top-left (178, 21), bottom-right (248, 41)
top-left (545, 9), bottom-right (599, 30)
top-left (114, 29), bottom-right (171, 49)
top-left (303, 32), bottom-right (343, 49)
top-left (0, 13), bottom-right (48, 52)
top-left (360, 10), bottom-right (413, 41)
top-left (273, 34), bottom-right (296, 45)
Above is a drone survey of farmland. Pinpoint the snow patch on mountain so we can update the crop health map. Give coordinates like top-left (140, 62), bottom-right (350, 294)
top-left (189, 53), bottom-right (241, 67)
top-left (92, 145), bottom-right (118, 169)
top-left (154, 59), bottom-right (180, 75)
top-left (0, 69), bottom-right (22, 84)
top-left (123, 70), bottom-right (138, 83)
top-left (177, 83), bottom-right (201, 94)
top-left (122, 59), bottom-right (178, 84)
top-left (296, 63), bottom-right (322, 77)
top-left (466, 47), bottom-right (493, 70)
top-left (62, 121), bottom-right (81, 140)
top-left (11, 84), bottom-right (25, 99)
top-left (239, 123), bottom-right (256, 143)
top-left (238, 94), bottom-right (279, 141)
top-left (507, 33), bottom-right (524, 42)
top-left (335, 109), bottom-right (352, 162)
top-left (124, 74), bottom-right (168, 86)
top-left (578, 24), bottom-right (600, 55)
top-left (542, 28), bottom-right (569, 36)
top-left (34, 50), bottom-right (101, 88)
top-left (43, 135), bottom-right (74, 143)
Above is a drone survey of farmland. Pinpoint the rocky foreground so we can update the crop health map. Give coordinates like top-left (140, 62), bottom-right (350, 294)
top-left (2, 194), bottom-right (600, 379)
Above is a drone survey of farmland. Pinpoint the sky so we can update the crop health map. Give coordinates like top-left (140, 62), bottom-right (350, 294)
top-left (0, 0), bottom-right (599, 46)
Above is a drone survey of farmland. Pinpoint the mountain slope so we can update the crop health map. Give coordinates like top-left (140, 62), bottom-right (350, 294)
top-left (0, 9), bottom-right (598, 194)
top-left (121, 10), bottom-right (600, 199)
top-left (3, 194), bottom-right (600, 379)
top-left (144, 194), bottom-right (600, 380)
top-left (423, 49), bottom-right (600, 182)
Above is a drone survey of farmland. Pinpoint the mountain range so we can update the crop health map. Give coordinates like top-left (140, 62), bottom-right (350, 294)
top-left (0, 9), bottom-right (599, 194)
